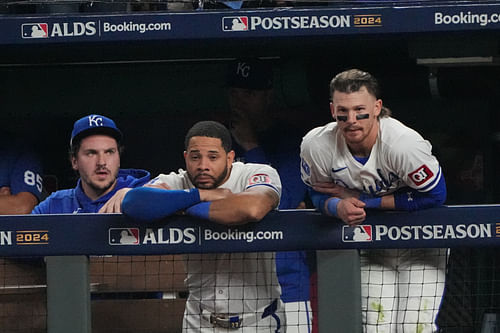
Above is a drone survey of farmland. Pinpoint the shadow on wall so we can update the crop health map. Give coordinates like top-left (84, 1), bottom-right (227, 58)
top-left (0, 59), bottom-right (316, 189)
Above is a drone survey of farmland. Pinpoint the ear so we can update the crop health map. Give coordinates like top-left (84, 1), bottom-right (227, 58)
top-left (71, 157), bottom-right (78, 171)
top-left (183, 150), bottom-right (187, 160)
top-left (374, 99), bottom-right (382, 117)
top-left (330, 102), bottom-right (336, 121)
top-left (227, 150), bottom-right (235, 165)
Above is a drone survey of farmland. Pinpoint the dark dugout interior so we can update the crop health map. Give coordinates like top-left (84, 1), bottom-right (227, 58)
top-left (1, 32), bottom-right (499, 204)
top-left (0, 11), bottom-right (499, 332)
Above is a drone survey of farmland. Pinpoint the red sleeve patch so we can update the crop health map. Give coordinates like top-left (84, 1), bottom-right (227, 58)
top-left (408, 164), bottom-right (434, 186)
top-left (248, 173), bottom-right (272, 186)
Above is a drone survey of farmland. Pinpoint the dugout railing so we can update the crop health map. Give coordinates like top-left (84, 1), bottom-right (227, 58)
top-left (1, 205), bottom-right (499, 332)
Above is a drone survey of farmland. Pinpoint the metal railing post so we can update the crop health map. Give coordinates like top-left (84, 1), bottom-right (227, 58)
top-left (46, 255), bottom-right (91, 333)
top-left (317, 249), bottom-right (362, 333)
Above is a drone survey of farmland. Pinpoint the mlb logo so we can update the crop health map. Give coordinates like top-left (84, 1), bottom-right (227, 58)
top-left (342, 225), bottom-right (372, 242)
top-left (109, 228), bottom-right (140, 245)
top-left (21, 23), bottom-right (49, 39)
top-left (408, 164), bottom-right (433, 186)
top-left (222, 17), bottom-right (248, 31)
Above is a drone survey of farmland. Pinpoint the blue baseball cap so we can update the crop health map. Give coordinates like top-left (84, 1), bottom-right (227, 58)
top-left (70, 114), bottom-right (122, 147)
top-left (227, 58), bottom-right (273, 90)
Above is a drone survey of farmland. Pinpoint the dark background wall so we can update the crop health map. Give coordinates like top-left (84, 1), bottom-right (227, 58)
top-left (1, 55), bottom-right (498, 204)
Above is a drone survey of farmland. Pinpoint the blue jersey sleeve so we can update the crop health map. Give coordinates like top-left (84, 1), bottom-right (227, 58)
top-left (394, 172), bottom-right (447, 211)
top-left (8, 151), bottom-right (43, 201)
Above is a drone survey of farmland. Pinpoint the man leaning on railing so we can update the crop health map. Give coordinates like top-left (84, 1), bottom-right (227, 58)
top-left (300, 68), bottom-right (447, 333)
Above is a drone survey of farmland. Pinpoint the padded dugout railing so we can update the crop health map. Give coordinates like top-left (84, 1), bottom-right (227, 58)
top-left (1, 205), bottom-right (499, 332)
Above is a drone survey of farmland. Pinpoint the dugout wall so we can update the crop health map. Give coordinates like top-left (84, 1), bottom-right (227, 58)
top-left (0, 1), bottom-right (500, 332)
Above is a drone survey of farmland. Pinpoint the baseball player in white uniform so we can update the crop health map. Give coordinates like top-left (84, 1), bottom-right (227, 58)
top-left (300, 69), bottom-right (447, 333)
top-left (101, 120), bottom-right (285, 333)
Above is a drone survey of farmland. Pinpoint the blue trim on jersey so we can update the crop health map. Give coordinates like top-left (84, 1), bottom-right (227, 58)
top-left (246, 183), bottom-right (280, 194)
top-left (272, 313), bottom-right (281, 333)
top-left (271, 313), bottom-right (281, 333)
top-left (353, 155), bottom-right (370, 165)
top-left (420, 166), bottom-right (442, 192)
top-left (394, 172), bottom-right (447, 211)
top-left (304, 300), bottom-right (312, 333)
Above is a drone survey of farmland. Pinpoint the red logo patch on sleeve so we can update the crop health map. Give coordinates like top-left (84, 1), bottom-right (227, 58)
top-left (248, 174), bottom-right (272, 186)
top-left (408, 164), bottom-right (434, 186)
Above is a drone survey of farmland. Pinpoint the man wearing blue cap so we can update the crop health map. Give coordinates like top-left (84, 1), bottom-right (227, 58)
top-left (0, 136), bottom-right (43, 214)
top-left (228, 59), bottom-right (312, 333)
top-left (32, 114), bottom-right (150, 214)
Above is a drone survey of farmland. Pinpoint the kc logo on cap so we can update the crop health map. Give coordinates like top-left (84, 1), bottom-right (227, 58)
top-left (70, 114), bottom-right (122, 146)
top-left (227, 58), bottom-right (273, 90)
top-left (235, 61), bottom-right (251, 78)
top-left (87, 114), bottom-right (104, 127)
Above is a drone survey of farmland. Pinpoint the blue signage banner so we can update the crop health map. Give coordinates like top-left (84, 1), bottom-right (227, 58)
top-left (0, 205), bottom-right (498, 256)
top-left (1, 3), bottom-right (500, 45)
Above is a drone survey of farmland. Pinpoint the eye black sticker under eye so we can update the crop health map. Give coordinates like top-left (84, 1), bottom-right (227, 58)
top-left (336, 114), bottom-right (369, 122)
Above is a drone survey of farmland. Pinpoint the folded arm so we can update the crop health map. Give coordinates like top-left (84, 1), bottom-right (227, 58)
top-left (0, 187), bottom-right (39, 214)
top-left (194, 186), bottom-right (279, 225)
top-left (310, 173), bottom-right (446, 225)
top-left (105, 184), bottom-right (279, 226)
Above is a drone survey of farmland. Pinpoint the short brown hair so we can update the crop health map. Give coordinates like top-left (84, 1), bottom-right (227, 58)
top-left (330, 69), bottom-right (391, 118)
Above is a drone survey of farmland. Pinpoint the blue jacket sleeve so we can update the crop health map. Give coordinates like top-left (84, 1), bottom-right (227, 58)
top-left (31, 201), bottom-right (46, 214)
top-left (31, 192), bottom-right (55, 214)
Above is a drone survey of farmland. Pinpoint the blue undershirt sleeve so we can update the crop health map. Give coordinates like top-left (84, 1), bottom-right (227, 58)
top-left (308, 188), bottom-right (339, 216)
top-left (122, 187), bottom-right (201, 221)
top-left (394, 173), bottom-right (447, 211)
top-left (185, 201), bottom-right (212, 220)
top-left (359, 193), bottom-right (382, 209)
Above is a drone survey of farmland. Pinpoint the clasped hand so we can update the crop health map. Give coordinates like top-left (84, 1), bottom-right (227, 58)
top-left (313, 182), bottom-right (366, 226)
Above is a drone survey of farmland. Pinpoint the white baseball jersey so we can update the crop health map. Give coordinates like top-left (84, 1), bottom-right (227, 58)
top-left (151, 162), bottom-right (283, 316)
top-left (300, 117), bottom-right (442, 195)
top-left (300, 117), bottom-right (445, 332)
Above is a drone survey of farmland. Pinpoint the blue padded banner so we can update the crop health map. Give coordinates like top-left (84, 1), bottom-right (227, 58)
top-left (1, 3), bottom-right (500, 45)
top-left (0, 205), bottom-right (499, 256)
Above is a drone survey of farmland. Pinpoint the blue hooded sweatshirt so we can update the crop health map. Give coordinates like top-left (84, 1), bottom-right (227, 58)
top-left (32, 169), bottom-right (150, 214)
